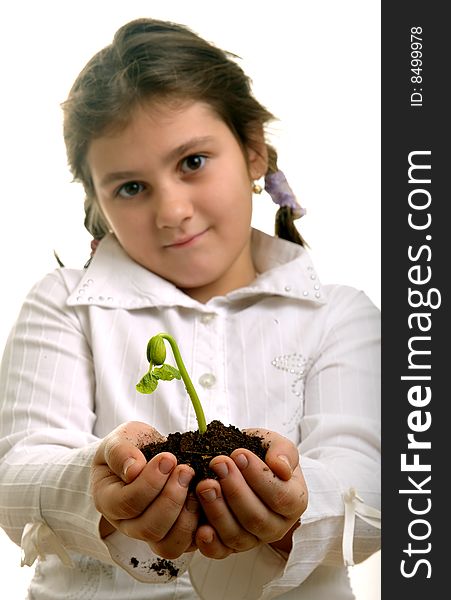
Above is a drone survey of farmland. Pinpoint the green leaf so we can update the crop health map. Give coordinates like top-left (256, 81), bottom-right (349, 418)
top-left (136, 372), bottom-right (159, 394)
top-left (153, 364), bottom-right (181, 381)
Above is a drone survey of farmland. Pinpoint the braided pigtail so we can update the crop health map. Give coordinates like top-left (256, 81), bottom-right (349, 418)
top-left (84, 197), bottom-right (109, 241)
top-left (82, 197), bottom-right (110, 267)
top-left (265, 146), bottom-right (307, 247)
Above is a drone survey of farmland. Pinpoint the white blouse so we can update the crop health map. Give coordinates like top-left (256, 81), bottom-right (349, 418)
top-left (0, 229), bottom-right (380, 599)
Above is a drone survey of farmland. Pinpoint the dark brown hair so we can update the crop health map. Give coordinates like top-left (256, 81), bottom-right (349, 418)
top-left (62, 17), bottom-right (305, 245)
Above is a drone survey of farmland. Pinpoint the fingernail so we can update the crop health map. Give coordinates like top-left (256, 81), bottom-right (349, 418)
top-left (199, 530), bottom-right (214, 544)
top-left (123, 458), bottom-right (136, 479)
top-left (212, 461), bottom-right (228, 479)
top-left (234, 453), bottom-right (248, 470)
top-left (200, 488), bottom-right (217, 503)
top-left (278, 455), bottom-right (292, 473)
top-left (186, 494), bottom-right (199, 513)
top-left (178, 469), bottom-right (193, 488)
top-left (159, 456), bottom-right (175, 474)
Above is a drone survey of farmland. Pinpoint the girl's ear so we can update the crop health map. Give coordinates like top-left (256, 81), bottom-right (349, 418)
top-left (245, 125), bottom-right (268, 180)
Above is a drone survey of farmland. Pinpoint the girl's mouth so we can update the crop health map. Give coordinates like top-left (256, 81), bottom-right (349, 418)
top-left (165, 229), bottom-right (208, 249)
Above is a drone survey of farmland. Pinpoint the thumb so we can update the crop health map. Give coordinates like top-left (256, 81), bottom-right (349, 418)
top-left (245, 428), bottom-right (299, 481)
top-left (96, 421), bottom-right (165, 483)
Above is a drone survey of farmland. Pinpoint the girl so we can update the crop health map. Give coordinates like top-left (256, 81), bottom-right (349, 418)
top-left (0, 17), bottom-right (380, 599)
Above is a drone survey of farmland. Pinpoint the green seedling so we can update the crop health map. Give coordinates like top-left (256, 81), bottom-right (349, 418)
top-left (136, 332), bottom-right (207, 434)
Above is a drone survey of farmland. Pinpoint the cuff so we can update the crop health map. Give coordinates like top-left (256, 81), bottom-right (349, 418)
top-left (21, 521), bottom-right (73, 568)
top-left (342, 487), bottom-right (381, 566)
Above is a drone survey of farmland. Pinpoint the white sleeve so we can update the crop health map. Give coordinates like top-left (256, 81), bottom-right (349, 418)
top-left (189, 288), bottom-right (381, 599)
top-left (0, 272), bottom-right (191, 581)
top-left (268, 288), bottom-right (381, 598)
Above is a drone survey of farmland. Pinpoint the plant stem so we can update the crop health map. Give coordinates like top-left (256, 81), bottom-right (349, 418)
top-left (160, 333), bottom-right (207, 434)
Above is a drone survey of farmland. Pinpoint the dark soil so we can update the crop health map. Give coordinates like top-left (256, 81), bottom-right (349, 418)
top-left (149, 557), bottom-right (179, 578)
top-left (129, 556), bottom-right (180, 579)
top-left (141, 420), bottom-right (268, 490)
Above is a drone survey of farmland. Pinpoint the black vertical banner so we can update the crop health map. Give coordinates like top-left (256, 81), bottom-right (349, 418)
top-left (382, 2), bottom-right (447, 598)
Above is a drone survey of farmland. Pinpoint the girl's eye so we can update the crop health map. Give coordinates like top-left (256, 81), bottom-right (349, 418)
top-left (181, 154), bottom-right (206, 173)
top-left (117, 181), bottom-right (144, 198)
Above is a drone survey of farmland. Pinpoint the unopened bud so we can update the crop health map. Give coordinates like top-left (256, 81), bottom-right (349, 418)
top-left (147, 335), bottom-right (166, 365)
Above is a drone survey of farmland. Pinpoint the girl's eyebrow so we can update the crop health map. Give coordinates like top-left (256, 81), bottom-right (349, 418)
top-left (166, 136), bottom-right (215, 162)
top-left (99, 136), bottom-right (215, 187)
top-left (100, 170), bottom-right (143, 187)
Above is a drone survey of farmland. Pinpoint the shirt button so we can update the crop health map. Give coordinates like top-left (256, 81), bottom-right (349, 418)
top-left (200, 313), bottom-right (215, 324)
top-left (199, 373), bottom-right (216, 388)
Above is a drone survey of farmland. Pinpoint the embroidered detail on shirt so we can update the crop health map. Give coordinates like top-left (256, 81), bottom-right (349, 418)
top-left (271, 353), bottom-right (311, 432)
top-left (271, 353), bottom-right (310, 398)
top-left (33, 555), bottom-right (113, 600)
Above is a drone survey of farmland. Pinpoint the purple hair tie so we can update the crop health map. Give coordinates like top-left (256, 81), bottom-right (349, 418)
top-left (264, 171), bottom-right (306, 219)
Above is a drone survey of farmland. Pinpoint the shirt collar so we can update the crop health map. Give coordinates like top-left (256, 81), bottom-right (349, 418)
top-left (66, 229), bottom-right (326, 310)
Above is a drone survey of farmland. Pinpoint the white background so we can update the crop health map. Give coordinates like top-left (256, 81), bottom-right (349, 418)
top-left (0, 1), bottom-right (380, 597)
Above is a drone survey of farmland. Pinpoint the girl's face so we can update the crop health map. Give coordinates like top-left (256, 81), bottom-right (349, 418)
top-left (87, 100), bottom-right (266, 303)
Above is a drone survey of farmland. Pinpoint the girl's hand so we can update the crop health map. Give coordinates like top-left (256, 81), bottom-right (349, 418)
top-left (91, 421), bottom-right (200, 559)
top-left (195, 430), bottom-right (307, 559)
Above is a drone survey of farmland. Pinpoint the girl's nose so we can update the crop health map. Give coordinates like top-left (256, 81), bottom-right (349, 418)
top-left (154, 183), bottom-right (194, 229)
